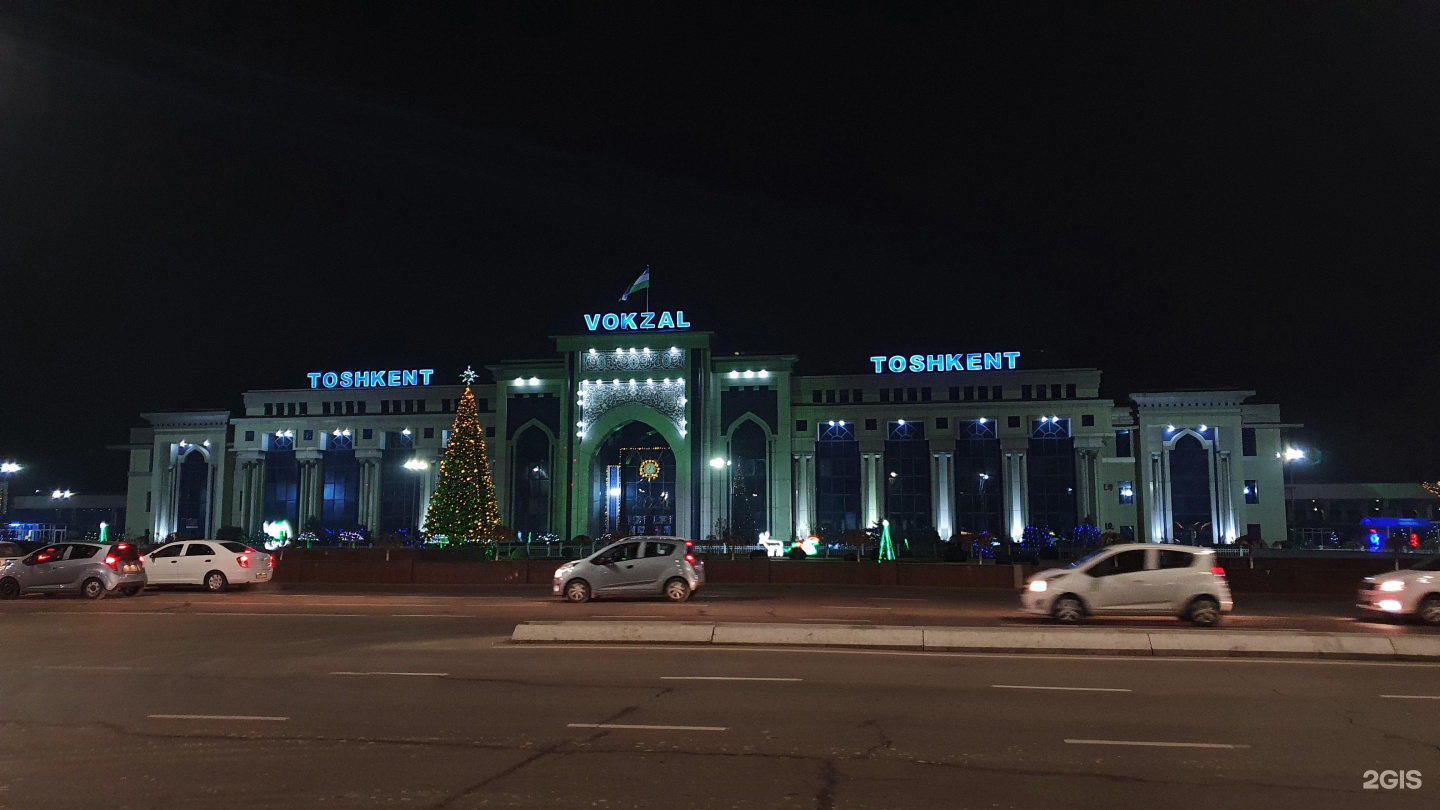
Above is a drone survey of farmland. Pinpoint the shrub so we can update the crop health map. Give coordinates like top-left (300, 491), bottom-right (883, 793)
top-left (785, 547), bottom-right (807, 560)
top-left (215, 526), bottom-right (247, 543)
top-left (748, 549), bottom-right (768, 559)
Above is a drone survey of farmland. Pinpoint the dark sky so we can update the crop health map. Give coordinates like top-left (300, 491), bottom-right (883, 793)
top-left (3, 1), bottom-right (1439, 496)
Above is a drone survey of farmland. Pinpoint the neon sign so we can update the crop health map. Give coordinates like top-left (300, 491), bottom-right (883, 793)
top-left (584, 311), bottom-right (691, 331)
top-left (307, 369), bottom-right (435, 389)
top-left (870, 352), bottom-right (1021, 373)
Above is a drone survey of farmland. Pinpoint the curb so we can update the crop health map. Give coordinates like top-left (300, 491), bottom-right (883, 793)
top-left (509, 621), bottom-right (1440, 661)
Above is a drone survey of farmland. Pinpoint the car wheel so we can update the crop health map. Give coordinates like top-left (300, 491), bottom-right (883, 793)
top-left (1051, 595), bottom-right (1085, 624)
top-left (204, 571), bottom-right (228, 593)
top-left (81, 578), bottom-right (106, 600)
top-left (1187, 596), bottom-right (1221, 627)
top-left (0, 577), bottom-right (19, 600)
top-left (663, 578), bottom-right (691, 603)
top-left (563, 579), bottom-right (591, 603)
top-left (1418, 595), bottom-right (1440, 626)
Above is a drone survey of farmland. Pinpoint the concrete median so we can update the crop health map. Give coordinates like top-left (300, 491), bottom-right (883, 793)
top-left (509, 621), bottom-right (1440, 661)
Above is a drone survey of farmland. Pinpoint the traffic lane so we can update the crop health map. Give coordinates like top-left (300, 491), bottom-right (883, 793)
top-left (4, 583), bottom-right (1434, 634)
top-left (5, 622), bottom-right (1439, 809)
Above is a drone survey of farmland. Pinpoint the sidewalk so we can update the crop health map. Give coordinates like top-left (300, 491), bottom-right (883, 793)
top-left (510, 621), bottom-right (1440, 661)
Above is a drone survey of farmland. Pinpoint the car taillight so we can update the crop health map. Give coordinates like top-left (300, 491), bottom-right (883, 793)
top-left (685, 553), bottom-right (696, 564)
top-left (103, 555), bottom-right (118, 571)
top-left (267, 555), bottom-right (275, 569)
top-left (237, 555), bottom-right (250, 569)
top-left (1211, 566), bottom-right (1227, 578)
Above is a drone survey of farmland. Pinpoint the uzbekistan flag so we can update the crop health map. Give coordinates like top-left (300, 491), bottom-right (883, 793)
top-left (621, 267), bottom-right (650, 301)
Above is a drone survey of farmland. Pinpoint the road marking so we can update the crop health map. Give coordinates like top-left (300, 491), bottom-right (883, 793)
top-left (1065, 739), bottom-right (1247, 749)
top-left (568, 723), bottom-right (726, 731)
top-left (329, 671), bottom-right (448, 677)
top-left (149, 714), bottom-right (289, 721)
top-left (993, 684), bottom-right (1132, 692)
top-left (820, 606), bottom-right (893, 610)
top-left (191, 612), bottom-right (366, 617)
top-left (662, 676), bottom-right (801, 682)
top-left (1381, 694), bottom-right (1440, 700)
top-left (34, 662), bottom-right (146, 668)
top-left (595, 615), bottom-right (674, 618)
top-left (868, 598), bottom-right (927, 602)
top-left (392, 614), bottom-right (472, 618)
top-left (780, 618), bottom-right (876, 624)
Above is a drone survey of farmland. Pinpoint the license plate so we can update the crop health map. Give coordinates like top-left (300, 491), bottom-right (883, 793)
top-left (122, 564), bottom-right (138, 573)
top-left (255, 572), bottom-right (269, 580)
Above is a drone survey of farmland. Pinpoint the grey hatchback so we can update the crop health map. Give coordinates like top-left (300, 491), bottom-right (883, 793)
top-left (0, 541), bottom-right (146, 600)
top-left (553, 536), bottom-right (705, 603)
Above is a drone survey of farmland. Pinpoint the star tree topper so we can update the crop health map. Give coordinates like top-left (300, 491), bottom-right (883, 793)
top-left (460, 365), bottom-right (478, 385)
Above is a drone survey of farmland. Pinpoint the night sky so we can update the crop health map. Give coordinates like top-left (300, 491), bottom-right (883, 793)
top-left (3, 1), bottom-right (1438, 496)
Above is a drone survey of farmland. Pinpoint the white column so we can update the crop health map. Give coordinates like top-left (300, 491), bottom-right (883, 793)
top-left (1001, 450), bottom-right (1028, 541)
top-left (932, 452), bottom-right (953, 540)
top-left (792, 453), bottom-right (811, 540)
top-left (862, 452), bottom-right (883, 528)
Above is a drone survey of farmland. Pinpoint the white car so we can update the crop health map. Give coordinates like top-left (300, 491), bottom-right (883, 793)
top-left (143, 540), bottom-right (274, 592)
top-left (1357, 554), bottom-right (1440, 625)
top-left (0, 542), bottom-right (23, 567)
top-left (1021, 542), bottom-right (1233, 626)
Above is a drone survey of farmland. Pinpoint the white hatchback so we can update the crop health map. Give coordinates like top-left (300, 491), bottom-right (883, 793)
top-left (1021, 543), bottom-right (1233, 626)
top-left (144, 540), bottom-right (274, 592)
top-left (1357, 554), bottom-right (1440, 625)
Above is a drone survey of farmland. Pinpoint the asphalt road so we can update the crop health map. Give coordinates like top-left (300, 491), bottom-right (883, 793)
top-left (0, 582), bottom-right (1435, 636)
top-left (1, 586), bottom-right (1438, 809)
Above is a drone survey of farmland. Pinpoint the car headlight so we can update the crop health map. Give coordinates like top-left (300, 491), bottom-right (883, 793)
top-left (1379, 580), bottom-right (1405, 592)
top-left (1028, 580), bottom-right (1048, 593)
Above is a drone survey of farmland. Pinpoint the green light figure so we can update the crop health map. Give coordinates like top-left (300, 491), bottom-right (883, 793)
top-left (879, 520), bottom-right (896, 561)
top-left (99, 523), bottom-right (108, 543)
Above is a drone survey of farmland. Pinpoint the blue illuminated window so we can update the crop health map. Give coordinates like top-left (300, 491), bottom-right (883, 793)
top-left (1118, 480), bottom-right (1134, 505)
top-left (1244, 480), bottom-right (1259, 504)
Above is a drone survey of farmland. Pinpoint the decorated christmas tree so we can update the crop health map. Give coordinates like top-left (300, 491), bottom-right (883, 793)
top-left (422, 367), bottom-right (502, 543)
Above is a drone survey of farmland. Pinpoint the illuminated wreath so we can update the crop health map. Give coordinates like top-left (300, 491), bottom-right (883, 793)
top-left (638, 459), bottom-right (662, 481)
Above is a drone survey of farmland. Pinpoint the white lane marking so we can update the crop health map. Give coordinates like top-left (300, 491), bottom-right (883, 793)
top-left (392, 614), bottom-right (472, 618)
top-left (35, 665), bottom-right (147, 671)
top-left (329, 671), bottom-right (448, 677)
top-left (191, 612), bottom-right (367, 617)
top-left (788, 618), bottom-right (874, 623)
top-left (1065, 739), bottom-right (1247, 749)
top-left (228, 602), bottom-right (445, 607)
top-left (993, 684), bottom-right (1132, 693)
top-left (594, 615), bottom-right (674, 618)
top-left (819, 606), bottom-right (893, 610)
top-left (568, 723), bottom-right (726, 731)
top-left (149, 714), bottom-right (289, 721)
top-left (662, 676), bottom-right (802, 682)
top-left (38, 611), bottom-right (179, 616)
top-left (1381, 694), bottom-right (1440, 700)
top-left (868, 598), bottom-right (928, 602)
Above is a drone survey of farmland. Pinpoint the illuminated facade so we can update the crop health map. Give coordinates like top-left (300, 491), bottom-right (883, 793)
top-left (118, 324), bottom-right (1290, 546)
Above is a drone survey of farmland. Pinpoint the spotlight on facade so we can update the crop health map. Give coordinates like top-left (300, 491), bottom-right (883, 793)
top-left (403, 459), bottom-right (428, 471)
top-left (1166, 424), bottom-right (1176, 432)
top-left (1284, 447), bottom-right (1306, 461)
top-left (0, 462), bottom-right (20, 474)
top-left (709, 457), bottom-right (726, 469)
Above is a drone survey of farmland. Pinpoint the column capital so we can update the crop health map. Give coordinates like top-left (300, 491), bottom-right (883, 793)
top-left (237, 450), bottom-right (266, 463)
top-left (355, 448), bottom-right (384, 461)
top-left (296, 449), bottom-right (324, 462)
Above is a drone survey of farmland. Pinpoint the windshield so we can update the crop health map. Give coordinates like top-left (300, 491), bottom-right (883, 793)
top-left (1066, 548), bottom-right (1112, 569)
top-left (1406, 554), bottom-right (1440, 572)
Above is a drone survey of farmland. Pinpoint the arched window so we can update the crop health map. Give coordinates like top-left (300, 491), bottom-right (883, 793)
top-left (175, 449), bottom-right (209, 540)
top-left (511, 426), bottom-right (552, 536)
top-left (729, 421), bottom-right (768, 543)
top-left (814, 421), bottom-right (860, 543)
top-left (1170, 434), bottom-right (1213, 545)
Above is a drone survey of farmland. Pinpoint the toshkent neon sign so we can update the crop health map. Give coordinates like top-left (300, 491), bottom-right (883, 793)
top-left (584, 311), bottom-right (690, 331)
top-left (870, 352), bottom-right (1021, 373)
top-left (307, 369), bottom-right (435, 389)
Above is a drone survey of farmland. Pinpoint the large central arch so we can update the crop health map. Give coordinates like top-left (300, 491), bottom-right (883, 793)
top-left (571, 402), bottom-right (692, 540)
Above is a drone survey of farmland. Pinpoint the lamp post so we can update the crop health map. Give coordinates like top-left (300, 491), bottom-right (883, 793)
top-left (1281, 447), bottom-right (1305, 546)
top-left (0, 462), bottom-right (20, 519)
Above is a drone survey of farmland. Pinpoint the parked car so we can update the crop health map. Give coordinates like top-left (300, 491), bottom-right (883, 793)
top-left (0, 542), bottom-right (23, 567)
top-left (1021, 542), bottom-right (1233, 626)
top-left (143, 539), bottom-right (274, 592)
top-left (553, 536), bottom-right (705, 603)
top-left (1356, 553), bottom-right (1440, 625)
top-left (0, 541), bottom-right (146, 599)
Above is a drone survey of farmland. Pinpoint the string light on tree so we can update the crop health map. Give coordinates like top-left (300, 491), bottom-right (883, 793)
top-left (421, 367), bottom-right (502, 544)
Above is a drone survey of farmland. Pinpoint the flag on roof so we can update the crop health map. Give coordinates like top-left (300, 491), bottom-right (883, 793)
top-left (621, 266), bottom-right (650, 301)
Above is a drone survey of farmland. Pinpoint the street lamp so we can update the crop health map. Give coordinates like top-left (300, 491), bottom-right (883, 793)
top-left (0, 462), bottom-right (20, 517)
top-left (978, 473), bottom-right (990, 537)
top-left (1280, 447), bottom-right (1306, 545)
